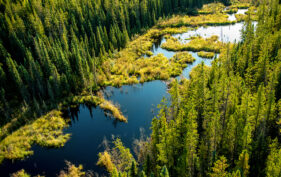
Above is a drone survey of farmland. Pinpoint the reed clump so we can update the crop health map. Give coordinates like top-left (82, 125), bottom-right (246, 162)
top-left (171, 52), bottom-right (195, 64)
top-left (231, 2), bottom-right (250, 9)
top-left (235, 13), bottom-right (258, 22)
top-left (162, 35), bottom-right (223, 53)
top-left (99, 99), bottom-right (127, 122)
top-left (198, 51), bottom-right (216, 58)
top-left (157, 14), bottom-right (235, 28)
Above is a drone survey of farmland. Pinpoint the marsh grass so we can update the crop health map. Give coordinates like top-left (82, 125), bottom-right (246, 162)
top-left (157, 13), bottom-right (235, 28)
top-left (0, 111), bottom-right (70, 162)
top-left (231, 2), bottom-right (250, 9)
top-left (162, 35), bottom-right (223, 53)
top-left (97, 151), bottom-right (116, 173)
top-left (98, 27), bottom-right (192, 87)
top-left (66, 95), bottom-right (102, 106)
top-left (198, 51), bottom-right (216, 58)
top-left (235, 13), bottom-right (258, 22)
top-left (100, 99), bottom-right (127, 122)
top-left (198, 3), bottom-right (225, 14)
top-left (66, 94), bottom-right (128, 122)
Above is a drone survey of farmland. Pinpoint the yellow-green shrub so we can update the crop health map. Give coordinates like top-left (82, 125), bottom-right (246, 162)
top-left (162, 35), bottom-right (223, 53)
top-left (0, 111), bottom-right (70, 162)
top-left (198, 51), bottom-right (215, 58)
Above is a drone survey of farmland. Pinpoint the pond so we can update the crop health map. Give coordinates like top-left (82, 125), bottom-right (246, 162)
top-left (0, 10), bottom-right (255, 177)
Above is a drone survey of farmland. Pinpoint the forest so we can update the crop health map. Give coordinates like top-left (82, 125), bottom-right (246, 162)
top-left (0, 0), bottom-right (281, 176)
top-left (0, 0), bottom-right (219, 125)
top-left (95, 1), bottom-right (281, 177)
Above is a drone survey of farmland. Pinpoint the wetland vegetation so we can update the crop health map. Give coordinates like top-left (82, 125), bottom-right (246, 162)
top-left (1, 0), bottom-right (281, 176)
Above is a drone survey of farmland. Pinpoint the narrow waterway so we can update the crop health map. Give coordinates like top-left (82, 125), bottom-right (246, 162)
top-left (0, 9), bottom-right (254, 177)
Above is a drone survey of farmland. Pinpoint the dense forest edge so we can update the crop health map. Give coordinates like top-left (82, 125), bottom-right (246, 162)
top-left (96, 0), bottom-right (281, 176)
top-left (0, 0), bottom-right (227, 127)
top-left (1, 0), bottom-right (281, 176)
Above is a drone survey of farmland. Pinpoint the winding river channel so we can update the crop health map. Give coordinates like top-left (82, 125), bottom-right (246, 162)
top-left (0, 9), bottom-right (256, 176)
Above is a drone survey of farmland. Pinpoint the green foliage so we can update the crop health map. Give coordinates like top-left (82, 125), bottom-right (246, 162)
top-left (160, 166), bottom-right (170, 177)
top-left (210, 156), bottom-right (229, 177)
top-left (98, 138), bottom-right (136, 175)
top-left (0, 0), bottom-right (222, 125)
top-left (104, 2), bottom-right (281, 177)
top-left (266, 140), bottom-right (281, 177)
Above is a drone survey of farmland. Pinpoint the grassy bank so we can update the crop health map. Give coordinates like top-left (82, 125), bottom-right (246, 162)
top-left (0, 111), bottom-right (70, 163)
top-left (65, 94), bottom-right (127, 122)
top-left (157, 13), bottom-right (235, 28)
top-left (198, 3), bottom-right (225, 14)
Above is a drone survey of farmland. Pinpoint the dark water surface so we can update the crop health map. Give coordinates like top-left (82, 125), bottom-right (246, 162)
top-left (0, 10), bottom-right (254, 176)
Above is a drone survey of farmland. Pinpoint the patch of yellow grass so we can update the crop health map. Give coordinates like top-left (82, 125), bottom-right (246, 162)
top-left (162, 35), bottom-right (223, 53)
top-left (157, 14), bottom-right (235, 28)
top-left (198, 51), bottom-right (215, 58)
top-left (0, 111), bottom-right (70, 162)
top-left (231, 2), bottom-right (251, 9)
top-left (171, 52), bottom-right (195, 63)
top-left (98, 27), bottom-right (190, 87)
top-left (100, 99), bottom-right (127, 122)
top-left (198, 3), bottom-right (226, 14)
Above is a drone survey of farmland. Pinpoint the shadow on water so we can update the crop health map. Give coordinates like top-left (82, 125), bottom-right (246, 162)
top-left (0, 10), bottom-right (255, 176)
